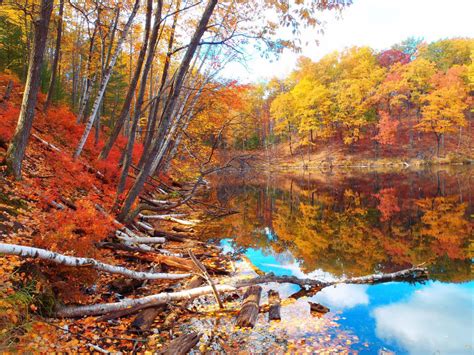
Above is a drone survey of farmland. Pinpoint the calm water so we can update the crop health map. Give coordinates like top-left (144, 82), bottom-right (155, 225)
top-left (204, 167), bottom-right (473, 354)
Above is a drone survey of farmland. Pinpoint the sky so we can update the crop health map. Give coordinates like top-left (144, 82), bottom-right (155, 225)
top-left (222, 0), bottom-right (474, 83)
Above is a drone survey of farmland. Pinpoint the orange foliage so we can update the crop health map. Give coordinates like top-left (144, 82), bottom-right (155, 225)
top-left (374, 187), bottom-right (400, 221)
top-left (373, 111), bottom-right (399, 146)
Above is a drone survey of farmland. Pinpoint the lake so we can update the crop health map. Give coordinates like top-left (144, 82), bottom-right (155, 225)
top-left (201, 166), bottom-right (473, 354)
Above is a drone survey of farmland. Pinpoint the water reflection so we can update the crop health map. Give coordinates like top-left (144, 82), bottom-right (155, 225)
top-left (207, 167), bottom-right (473, 281)
top-left (204, 167), bottom-right (473, 353)
top-left (373, 283), bottom-right (473, 354)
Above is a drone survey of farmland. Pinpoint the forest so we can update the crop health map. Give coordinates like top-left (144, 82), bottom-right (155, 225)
top-left (0, 0), bottom-right (472, 352)
top-left (221, 38), bottom-right (474, 164)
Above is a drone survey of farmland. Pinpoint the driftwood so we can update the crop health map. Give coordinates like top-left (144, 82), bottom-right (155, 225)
top-left (135, 221), bottom-right (154, 234)
top-left (55, 285), bottom-right (238, 318)
top-left (268, 290), bottom-right (281, 321)
top-left (130, 305), bottom-right (166, 332)
top-left (115, 230), bottom-right (166, 244)
top-left (236, 267), bottom-right (428, 288)
top-left (0, 243), bottom-right (191, 280)
top-left (54, 267), bottom-right (428, 318)
top-left (160, 332), bottom-right (201, 355)
top-left (188, 250), bottom-right (223, 309)
top-left (139, 214), bottom-right (200, 226)
top-left (162, 275), bottom-right (205, 330)
top-left (153, 230), bottom-right (188, 243)
top-left (97, 304), bottom-right (157, 322)
top-left (309, 302), bottom-right (329, 315)
top-left (236, 286), bottom-right (262, 328)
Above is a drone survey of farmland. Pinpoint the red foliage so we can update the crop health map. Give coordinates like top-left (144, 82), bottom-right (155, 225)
top-left (34, 199), bottom-right (115, 257)
top-left (377, 49), bottom-right (410, 68)
top-left (0, 103), bottom-right (20, 145)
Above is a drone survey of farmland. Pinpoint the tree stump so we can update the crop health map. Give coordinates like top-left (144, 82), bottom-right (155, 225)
top-left (268, 289), bottom-right (281, 321)
top-left (309, 302), bottom-right (330, 315)
top-left (130, 306), bottom-right (165, 332)
top-left (236, 285), bottom-right (262, 328)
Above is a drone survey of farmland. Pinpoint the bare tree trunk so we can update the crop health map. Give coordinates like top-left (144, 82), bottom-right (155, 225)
top-left (44, 0), bottom-right (64, 112)
top-left (99, 4), bottom-right (153, 160)
top-left (74, 0), bottom-right (140, 159)
top-left (139, 1), bottom-right (179, 166)
top-left (117, 0), bottom-right (162, 197)
top-left (5, 0), bottom-right (54, 179)
top-left (77, 25), bottom-right (98, 123)
top-left (118, 0), bottom-right (218, 222)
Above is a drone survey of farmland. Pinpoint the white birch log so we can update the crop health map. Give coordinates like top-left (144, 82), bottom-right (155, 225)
top-left (115, 230), bottom-right (166, 244)
top-left (55, 284), bottom-right (237, 317)
top-left (139, 213), bottom-right (187, 219)
top-left (0, 243), bottom-right (190, 280)
top-left (32, 133), bottom-right (61, 152)
top-left (139, 214), bottom-right (199, 226)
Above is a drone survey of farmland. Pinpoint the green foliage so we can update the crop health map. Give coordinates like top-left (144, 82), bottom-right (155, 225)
top-left (419, 38), bottom-right (473, 71)
top-left (0, 16), bottom-right (26, 79)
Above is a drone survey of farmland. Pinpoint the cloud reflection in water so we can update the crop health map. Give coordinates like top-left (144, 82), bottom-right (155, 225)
top-left (372, 283), bottom-right (473, 354)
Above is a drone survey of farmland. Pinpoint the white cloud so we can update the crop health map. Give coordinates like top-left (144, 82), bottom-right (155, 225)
top-left (310, 284), bottom-right (369, 310)
top-left (372, 283), bottom-right (474, 355)
top-left (223, 0), bottom-right (474, 82)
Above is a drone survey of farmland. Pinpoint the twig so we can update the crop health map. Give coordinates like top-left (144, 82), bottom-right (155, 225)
top-left (188, 249), bottom-right (223, 309)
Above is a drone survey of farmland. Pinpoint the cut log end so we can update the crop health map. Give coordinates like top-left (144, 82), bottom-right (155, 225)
top-left (236, 285), bottom-right (262, 328)
top-left (309, 302), bottom-right (330, 316)
top-left (160, 332), bottom-right (201, 355)
top-left (268, 289), bottom-right (281, 321)
top-left (130, 306), bottom-right (165, 333)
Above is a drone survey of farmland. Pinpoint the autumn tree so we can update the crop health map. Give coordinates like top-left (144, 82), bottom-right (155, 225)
top-left (416, 66), bottom-right (468, 156)
top-left (373, 110), bottom-right (399, 147)
top-left (4, 0), bottom-right (54, 178)
top-left (332, 47), bottom-right (385, 145)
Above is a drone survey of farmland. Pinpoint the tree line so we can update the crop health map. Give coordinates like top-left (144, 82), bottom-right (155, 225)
top-left (221, 38), bottom-right (473, 158)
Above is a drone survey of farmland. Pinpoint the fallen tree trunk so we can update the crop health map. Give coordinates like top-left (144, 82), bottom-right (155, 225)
top-left (335, 267), bottom-right (428, 284)
top-left (55, 284), bottom-right (237, 317)
top-left (115, 230), bottom-right (166, 244)
top-left (189, 250), bottom-right (223, 309)
top-left (54, 266), bottom-right (428, 318)
top-left (139, 214), bottom-right (200, 226)
top-left (0, 243), bottom-right (191, 280)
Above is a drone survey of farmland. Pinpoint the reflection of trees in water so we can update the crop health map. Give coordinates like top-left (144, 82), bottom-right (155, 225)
top-left (210, 169), bottom-right (473, 282)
